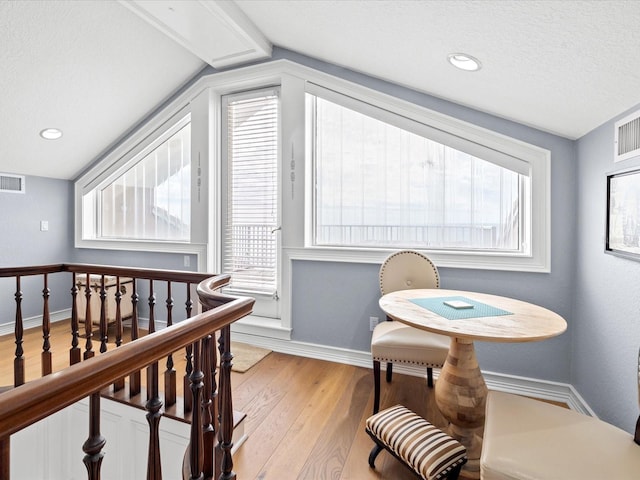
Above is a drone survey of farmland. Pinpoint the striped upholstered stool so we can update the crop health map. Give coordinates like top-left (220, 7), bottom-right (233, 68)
top-left (365, 404), bottom-right (467, 480)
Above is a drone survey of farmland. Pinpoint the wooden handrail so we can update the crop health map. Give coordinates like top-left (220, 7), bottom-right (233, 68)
top-left (0, 280), bottom-right (253, 439)
top-left (0, 263), bottom-right (214, 283)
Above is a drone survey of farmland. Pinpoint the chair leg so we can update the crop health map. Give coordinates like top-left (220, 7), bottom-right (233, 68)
top-left (368, 442), bottom-right (384, 469)
top-left (386, 362), bottom-right (393, 382)
top-left (427, 367), bottom-right (433, 388)
top-left (373, 360), bottom-right (381, 414)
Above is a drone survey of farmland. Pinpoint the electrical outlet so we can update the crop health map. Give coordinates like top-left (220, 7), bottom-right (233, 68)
top-left (369, 316), bottom-right (379, 331)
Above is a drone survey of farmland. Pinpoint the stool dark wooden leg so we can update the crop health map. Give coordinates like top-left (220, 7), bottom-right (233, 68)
top-left (386, 362), bottom-right (393, 382)
top-left (427, 367), bottom-right (433, 388)
top-left (448, 463), bottom-right (463, 479)
top-left (368, 442), bottom-right (384, 469)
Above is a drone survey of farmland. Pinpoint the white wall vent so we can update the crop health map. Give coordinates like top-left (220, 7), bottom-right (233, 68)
top-left (0, 173), bottom-right (25, 193)
top-left (615, 110), bottom-right (640, 162)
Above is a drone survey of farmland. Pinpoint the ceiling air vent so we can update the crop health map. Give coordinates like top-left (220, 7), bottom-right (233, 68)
top-left (615, 110), bottom-right (640, 162)
top-left (0, 174), bottom-right (25, 193)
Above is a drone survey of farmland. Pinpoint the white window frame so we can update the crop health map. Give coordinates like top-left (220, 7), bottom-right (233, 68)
top-left (74, 103), bottom-right (210, 269)
top-left (300, 81), bottom-right (549, 271)
top-left (220, 87), bottom-right (282, 320)
top-left (74, 59), bottom-right (551, 342)
top-left (92, 113), bottom-right (192, 242)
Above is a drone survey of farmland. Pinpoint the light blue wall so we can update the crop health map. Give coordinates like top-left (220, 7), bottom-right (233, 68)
top-left (574, 106), bottom-right (640, 431)
top-left (279, 49), bottom-right (577, 383)
top-left (0, 175), bottom-right (73, 266)
top-left (0, 175), bottom-right (74, 321)
top-left (0, 175), bottom-right (195, 324)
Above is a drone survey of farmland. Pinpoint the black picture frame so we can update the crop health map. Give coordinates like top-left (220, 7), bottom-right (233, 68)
top-left (606, 167), bottom-right (640, 260)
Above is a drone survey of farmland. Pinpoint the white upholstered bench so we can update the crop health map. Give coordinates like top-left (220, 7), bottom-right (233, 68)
top-left (481, 391), bottom-right (640, 480)
top-left (365, 404), bottom-right (467, 480)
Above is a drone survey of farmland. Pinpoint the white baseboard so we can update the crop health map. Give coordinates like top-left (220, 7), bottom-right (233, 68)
top-left (229, 331), bottom-right (595, 417)
top-left (0, 311), bottom-right (165, 337)
top-left (0, 308), bottom-right (71, 336)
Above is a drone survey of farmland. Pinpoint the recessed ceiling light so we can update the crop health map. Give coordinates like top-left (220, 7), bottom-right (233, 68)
top-left (40, 128), bottom-right (63, 140)
top-left (447, 53), bottom-right (482, 72)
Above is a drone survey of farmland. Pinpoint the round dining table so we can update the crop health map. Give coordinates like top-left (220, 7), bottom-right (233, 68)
top-left (379, 288), bottom-right (567, 479)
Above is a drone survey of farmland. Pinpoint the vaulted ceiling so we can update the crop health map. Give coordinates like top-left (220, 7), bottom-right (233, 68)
top-left (2, 0), bottom-right (640, 180)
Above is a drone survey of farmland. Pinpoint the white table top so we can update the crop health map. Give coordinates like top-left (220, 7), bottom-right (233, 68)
top-left (379, 288), bottom-right (567, 343)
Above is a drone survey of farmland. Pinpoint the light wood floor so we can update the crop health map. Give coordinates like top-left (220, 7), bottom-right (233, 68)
top-left (1, 321), bottom-right (444, 479)
top-left (229, 351), bottom-right (441, 480)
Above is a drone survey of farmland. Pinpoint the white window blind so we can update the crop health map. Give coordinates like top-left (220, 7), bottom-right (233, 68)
top-left (222, 89), bottom-right (279, 295)
top-left (308, 93), bottom-right (526, 252)
top-left (99, 116), bottom-right (191, 241)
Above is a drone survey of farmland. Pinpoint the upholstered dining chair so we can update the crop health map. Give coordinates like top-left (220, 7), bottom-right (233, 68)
top-left (371, 250), bottom-right (450, 414)
top-left (481, 348), bottom-right (640, 479)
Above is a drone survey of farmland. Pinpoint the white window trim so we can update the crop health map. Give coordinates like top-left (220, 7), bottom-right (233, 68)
top-left (74, 58), bottom-right (551, 341)
top-left (297, 63), bottom-right (550, 272)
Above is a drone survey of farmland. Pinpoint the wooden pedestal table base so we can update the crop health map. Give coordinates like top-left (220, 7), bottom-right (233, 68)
top-left (435, 338), bottom-right (487, 479)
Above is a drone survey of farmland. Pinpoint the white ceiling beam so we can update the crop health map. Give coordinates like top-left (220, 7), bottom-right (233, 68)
top-left (120, 0), bottom-right (272, 68)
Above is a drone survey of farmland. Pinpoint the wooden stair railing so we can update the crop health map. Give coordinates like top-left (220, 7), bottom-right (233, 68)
top-left (1, 263), bottom-right (214, 408)
top-left (0, 265), bottom-right (254, 480)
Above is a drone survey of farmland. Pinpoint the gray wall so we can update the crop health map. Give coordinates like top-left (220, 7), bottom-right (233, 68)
top-left (283, 49), bottom-right (577, 384)
top-left (0, 175), bottom-right (73, 266)
top-left (0, 175), bottom-right (195, 324)
top-left (0, 175), bottom-right (74, 321)
top-left (574, 106), bottom-right (640, 431)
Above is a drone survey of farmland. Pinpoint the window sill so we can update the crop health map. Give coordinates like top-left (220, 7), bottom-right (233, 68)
top-left (284, 246), bottom-right (549, 273)
top-left (231, 314), bottom-right (292, 340)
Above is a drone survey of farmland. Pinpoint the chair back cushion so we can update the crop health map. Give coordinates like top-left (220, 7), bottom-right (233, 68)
top-left (379, 250), bottom-right (439, 295)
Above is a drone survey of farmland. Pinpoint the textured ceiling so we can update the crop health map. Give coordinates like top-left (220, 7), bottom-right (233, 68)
top-left (2, 0), bottom-right (640, 180)
top-left (235, 0), bottom-right (640, 140)
top-left (0, 0), bottom-right (204, 180)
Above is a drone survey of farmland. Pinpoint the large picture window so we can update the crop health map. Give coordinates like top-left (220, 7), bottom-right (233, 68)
top-left (307, 89), bottom-right (530, 255)
top-left (76, 59), bottom-right (549, 299)
top-left (100, 122), bottom-right (191, 241)
top-left (81, 114), bottom-right (191, 243)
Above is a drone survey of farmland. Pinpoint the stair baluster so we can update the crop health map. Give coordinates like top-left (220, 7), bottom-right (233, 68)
top-left (165, 281), bottom-right (177, 407)
top-left (184, 284), bottom-right (194, 414)
top-left (69, 272), bottom-right (81, 365)
top-left (82, 392), bottom-right (106, 480)
top-left (99, 275), bottom-right (108, 355)
top-left (83, 273), bottom-right (94, 360)
top-left (113, 276), bottom-right (125, 391)
top-left (201, 335), bottom-right (215, 478)
top-left (188, 340), bottom-right (204, 480)
top-left (14, 276), bottom-right (24, 387)
top-left (41, 273), bottom-right (52, 376)
top-left (218, 325), bottom-right (235, 480)
top-left (129, 281), bottom-right (141, 397)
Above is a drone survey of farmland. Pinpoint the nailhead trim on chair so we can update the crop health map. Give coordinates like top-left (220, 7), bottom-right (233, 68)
top-left (365, 404), bottom-right (467, 480)
top-left (371, 356), bottom-right (443, 367)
